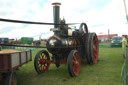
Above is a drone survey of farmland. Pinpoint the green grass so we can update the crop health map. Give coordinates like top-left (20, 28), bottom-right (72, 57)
top-left (16, 48), bottom-right (124, 85)
top-left (99, 43), bottom-right (122, 48)
top-left (99, 43), bottom-right (111, 48)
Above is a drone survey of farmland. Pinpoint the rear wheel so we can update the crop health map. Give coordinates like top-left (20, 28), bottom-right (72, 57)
top-left (4, 71), bottom-right (17, 85)
top-left (34, 50), bottom-right (50, 74)
top-left (67, 50), bottom-right (81, 77)
top-left (85, 33), bottom-right (99, 64)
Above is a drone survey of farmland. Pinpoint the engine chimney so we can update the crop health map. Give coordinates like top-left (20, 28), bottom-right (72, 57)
top-left (52, 3), bottom-right (61, 28)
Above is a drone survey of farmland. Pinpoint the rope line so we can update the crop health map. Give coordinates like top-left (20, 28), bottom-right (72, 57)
top-left (0, 18), bottom-right (79, 25)
top-left (0, 44), bottom-right (85, 48)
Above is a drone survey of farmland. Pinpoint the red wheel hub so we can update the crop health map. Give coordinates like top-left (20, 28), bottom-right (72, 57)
top-left (38, 52), bottom-right (50, 72)
top-left (39, 59), bottom-right (45, 64)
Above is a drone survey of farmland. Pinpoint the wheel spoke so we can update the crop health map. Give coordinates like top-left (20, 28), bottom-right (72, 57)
top-left (73, 55), bottom-right (77, 61)
top-left (39, 65), bottom-right (42, 71)
top-left (72, 52), bottom-right (81, 76)
top-left (41, 54), bottom-right (44, 59)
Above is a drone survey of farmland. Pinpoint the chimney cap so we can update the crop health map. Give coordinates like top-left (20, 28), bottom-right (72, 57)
top-left (52, 2), bottom-right (61, 6)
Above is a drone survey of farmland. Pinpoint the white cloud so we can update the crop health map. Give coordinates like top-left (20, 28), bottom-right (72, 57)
top-left (0, 0), bottom-right (128, 40)
top-left (87, 0), bottom-right (128, 36)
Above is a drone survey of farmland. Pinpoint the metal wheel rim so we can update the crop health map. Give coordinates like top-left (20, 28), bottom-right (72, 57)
top-left (92, 34), bottom-right (99, 63)
top-left (72, 52), bottom-right (81, 76)
top-left (37, 52), bottom-right (50, 72)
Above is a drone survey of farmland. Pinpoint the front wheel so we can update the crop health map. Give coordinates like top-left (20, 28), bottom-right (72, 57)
top-left (34, 50), bottom-right (50, 74)
top-left (67, 50), bottom-right (81, 77)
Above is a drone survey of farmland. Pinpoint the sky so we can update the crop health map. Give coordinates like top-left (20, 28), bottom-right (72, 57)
top-left (0, 0), bottom-right (128, 40)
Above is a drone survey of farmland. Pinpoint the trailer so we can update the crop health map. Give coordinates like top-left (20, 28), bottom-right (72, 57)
top-left (0, 49), bottom-right (32, 85)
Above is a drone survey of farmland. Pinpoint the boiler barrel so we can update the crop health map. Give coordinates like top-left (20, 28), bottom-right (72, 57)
top-left (46, 36), bottom-right (80, 54)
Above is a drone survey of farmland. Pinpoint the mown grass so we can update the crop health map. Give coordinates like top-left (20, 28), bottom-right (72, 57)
top-left (99, 43), bottom-right (111, 48)
top-left (16, 48), bottom-right (124, 85)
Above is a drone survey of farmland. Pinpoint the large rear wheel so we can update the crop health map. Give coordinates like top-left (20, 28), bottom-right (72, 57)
top-left (34, 50), bottom-right (50, 74)
top-left (67, 50), bottom-right (81, 77)
top-left (85, 33), bottom-right (99, 64)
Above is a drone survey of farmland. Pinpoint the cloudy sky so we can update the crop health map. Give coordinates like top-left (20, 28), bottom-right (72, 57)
top-left (0, 0), bottom-right (128, 40)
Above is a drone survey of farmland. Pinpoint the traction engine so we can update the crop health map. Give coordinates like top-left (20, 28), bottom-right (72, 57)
top-left (34, 3), bottom-right (99, 77)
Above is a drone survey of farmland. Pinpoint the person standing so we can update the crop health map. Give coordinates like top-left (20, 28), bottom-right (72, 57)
top-left (122, 35), bottom-right (127, 58)
top-left (122, 35), bottom-right (127, 49)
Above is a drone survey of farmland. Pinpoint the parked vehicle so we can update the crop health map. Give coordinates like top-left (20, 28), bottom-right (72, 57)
top-left (111, 37), bottom-right (122, 47)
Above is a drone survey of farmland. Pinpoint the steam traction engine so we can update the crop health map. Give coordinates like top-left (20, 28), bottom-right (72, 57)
top-left (34, 3), bottom-right (99, 77)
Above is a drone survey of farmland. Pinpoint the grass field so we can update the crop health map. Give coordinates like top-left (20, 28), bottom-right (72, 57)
top-left (99, 43), bottom-right (111, 48)
top-left (16, 48), bottom-right (124, 85)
